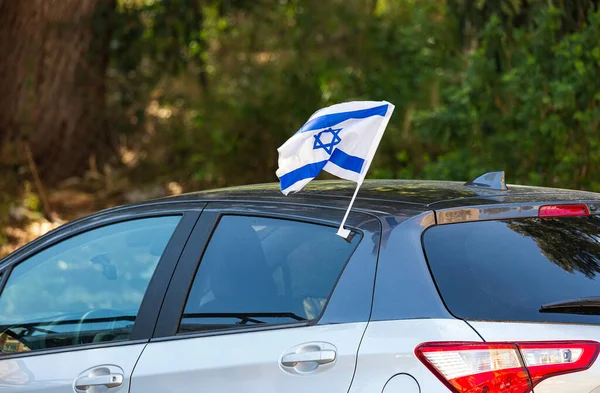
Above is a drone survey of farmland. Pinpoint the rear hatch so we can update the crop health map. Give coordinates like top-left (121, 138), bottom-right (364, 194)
top-left (422, 204), bottom-right (600, 393)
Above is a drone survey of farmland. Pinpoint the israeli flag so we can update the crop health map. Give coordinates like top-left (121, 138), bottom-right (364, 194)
top-left (276, 100), bottom-right (395, 195)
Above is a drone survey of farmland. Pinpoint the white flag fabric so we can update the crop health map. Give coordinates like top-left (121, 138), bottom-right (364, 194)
top-left (276, 100), bottom-right (395, 195)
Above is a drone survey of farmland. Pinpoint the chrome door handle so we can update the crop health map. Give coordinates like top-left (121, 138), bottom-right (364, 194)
top-left (281, 349), bottom-right (336, 367)
top-left (75, 373), bottom-right (123, 390)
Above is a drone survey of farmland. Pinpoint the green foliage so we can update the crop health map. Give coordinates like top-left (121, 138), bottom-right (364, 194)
top-left (415, 3), bottom-right (600, 190)
top-left (108, 0), bottom-right (600, 191)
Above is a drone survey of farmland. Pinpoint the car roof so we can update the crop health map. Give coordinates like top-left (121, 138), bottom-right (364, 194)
top-left (157, 179), bottom-right (600, 216)
top-left (6, 179), bottom-right (598, 263)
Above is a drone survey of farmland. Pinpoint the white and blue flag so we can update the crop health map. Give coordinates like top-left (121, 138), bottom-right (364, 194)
top-left (276, 100), bottom-right (395, 195)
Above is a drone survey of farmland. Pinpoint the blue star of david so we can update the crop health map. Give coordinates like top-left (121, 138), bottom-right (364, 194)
top-left (313, 127), bottom-right (342, 155)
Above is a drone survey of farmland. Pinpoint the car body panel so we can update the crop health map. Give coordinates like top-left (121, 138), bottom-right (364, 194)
top-left (131, 323), bottom-right (367, 393)
top-left (349, 319), bottom-right (483, 393)
top-left (381, 374), bottom-right (420, 393)
top-left (370, 211), bottom-right (453, 321)
top-left (0, 343), bottom-right (147, 392)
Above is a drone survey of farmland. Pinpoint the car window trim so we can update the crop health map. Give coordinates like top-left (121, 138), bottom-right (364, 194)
top-left (0, 211), bottom-right (190, 293)
top-left (131, 211), bottom-right (201, 339)
top-left (0, 338), bottom-right (149, 361)
top-left (0, 207), bottom-right (203, 359)
top-left (0, 204), bottom-right (203, 271)
top-left (151, 321), bottom-right (311, 343)
top-left (153, 205), bottom-right (367, 340)
top-left (418, 223), bottom-right (458, 322)
top-left (152, 210), bottom-right (218, 338)
top-left (0, 267), bottom-right (10, 298)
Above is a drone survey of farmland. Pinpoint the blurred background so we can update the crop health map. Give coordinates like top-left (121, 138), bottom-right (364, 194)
top-left (0, 0), bottom-right (599, 256)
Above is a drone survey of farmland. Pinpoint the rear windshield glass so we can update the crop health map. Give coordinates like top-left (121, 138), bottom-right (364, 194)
top-left (423, 216), bottom-right (600, 325)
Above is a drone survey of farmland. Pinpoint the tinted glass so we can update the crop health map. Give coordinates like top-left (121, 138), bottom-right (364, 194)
top-left (179, 215), bottom-right (360, 333)
top-left (423, 216), bottom-right (600, 324)
top-left (0, 216), bottom-right (180, 355)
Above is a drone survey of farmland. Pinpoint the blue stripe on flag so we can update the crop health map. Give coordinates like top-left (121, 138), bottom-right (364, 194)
top-left (297, 104), bottom-right (388, 134)
top-left (279, 160), bottom-right (327, 191)
top-left (329, 149), bottom-right (364, 173)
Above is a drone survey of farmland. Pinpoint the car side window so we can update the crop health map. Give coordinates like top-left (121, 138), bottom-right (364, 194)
top-left (0, 216), bottom-right (181, 356)
top-left (179, 215), bottom-right (360, 334)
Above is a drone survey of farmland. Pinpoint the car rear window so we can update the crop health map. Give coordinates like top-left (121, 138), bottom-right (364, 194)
top-left (423, 216), bottom-right (600, 325)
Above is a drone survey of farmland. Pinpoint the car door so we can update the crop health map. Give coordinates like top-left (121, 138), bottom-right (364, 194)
top-left (0, 207), bottom-right (200, 393)
top-left (130, 202), bottom-right (381, 393)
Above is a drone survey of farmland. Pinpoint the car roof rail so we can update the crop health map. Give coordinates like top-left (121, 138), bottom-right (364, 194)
top-left (464, 171), bottom-right (507, 191)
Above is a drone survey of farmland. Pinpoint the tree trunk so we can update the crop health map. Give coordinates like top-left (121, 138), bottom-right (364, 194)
top-left (0, 0), bottom-right (115, 183)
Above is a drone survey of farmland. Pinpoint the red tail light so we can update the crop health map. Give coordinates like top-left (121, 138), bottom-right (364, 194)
top-left (416, 341), bottom-right (600, 393)
top-left (518, 341), bottom-right (599, 385)
top-left (539, 204), bottom-right (589, 217)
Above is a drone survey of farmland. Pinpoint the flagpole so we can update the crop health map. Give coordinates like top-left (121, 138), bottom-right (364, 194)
top-left (336, 179), bottom-right (362, 238)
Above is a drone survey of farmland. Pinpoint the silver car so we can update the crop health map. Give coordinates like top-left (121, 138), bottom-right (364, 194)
top-left (1, 174), bottom-right (600, 393)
